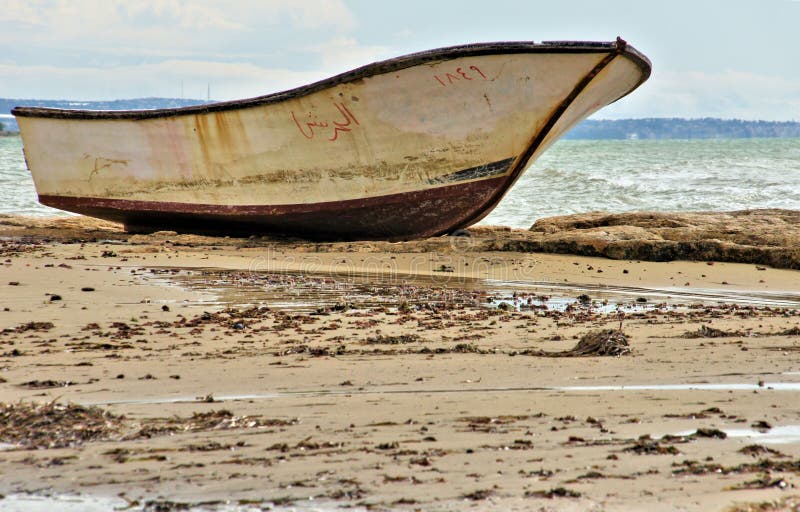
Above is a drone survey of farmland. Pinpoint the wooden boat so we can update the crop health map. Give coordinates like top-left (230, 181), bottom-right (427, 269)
top-left (13, 39), bottom-right (650, 240)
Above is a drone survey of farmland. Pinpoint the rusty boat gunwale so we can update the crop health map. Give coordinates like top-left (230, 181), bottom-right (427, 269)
top-left (13, 39), bottom-right (652, 241)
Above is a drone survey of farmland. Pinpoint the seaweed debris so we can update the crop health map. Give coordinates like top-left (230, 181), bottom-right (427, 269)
top-left (525, 487), bottom-right (582, 499)
top-left (683, 325), bottom-right (749, 338)
top-left (127, 410), bottom-right (298, 439)
top-left (523, 329), bottom-right (631, 357)
top-left (0, 401), bottom-right (122, 449)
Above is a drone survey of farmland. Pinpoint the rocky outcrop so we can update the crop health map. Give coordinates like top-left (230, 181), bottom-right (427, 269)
top-left (3, 210), bottom-right (800, 269)
top-left (488, 210), bottom-right (800, 269)
top-left (0, 214), bottom-right (126, 242)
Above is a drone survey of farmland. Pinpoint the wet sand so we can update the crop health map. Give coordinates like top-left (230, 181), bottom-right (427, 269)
top-left (1, 215), bottom-right (800, 511)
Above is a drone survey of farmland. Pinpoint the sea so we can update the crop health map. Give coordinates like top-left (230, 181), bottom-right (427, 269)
top-left (1, 135), bottom-right (799, 227)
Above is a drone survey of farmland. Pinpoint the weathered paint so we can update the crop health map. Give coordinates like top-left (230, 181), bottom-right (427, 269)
top-left (13, 40), bottom-right (650, 240)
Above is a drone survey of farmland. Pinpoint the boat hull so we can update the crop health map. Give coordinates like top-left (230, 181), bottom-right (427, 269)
top-left (13, 40), bottom-right (651, 240)
top-left (40, 175), bottom-right (505, 239)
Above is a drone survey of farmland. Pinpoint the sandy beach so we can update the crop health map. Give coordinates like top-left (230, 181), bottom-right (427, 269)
top-left (1, 213), bottom-right (800, 511)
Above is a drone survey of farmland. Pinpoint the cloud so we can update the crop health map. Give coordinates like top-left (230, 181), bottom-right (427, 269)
top-left (0, 0), bottom-right (44, 24)
top-left (120, 1), bottom-right (246, 31)
top-left (0, 0), bottom-right (388, 100)
top-left (1, 0), bottom-right (353, 31)
top-left (307, 37), bottom-right (391, 75)
top-left (0, 60), bottom-right (336, 101)
top-left (600, 69), bottom-right (800, 121)
top-left (0, 0), bottom-right (356, 62)
top-left (274, 0), bottom-right (355, 29)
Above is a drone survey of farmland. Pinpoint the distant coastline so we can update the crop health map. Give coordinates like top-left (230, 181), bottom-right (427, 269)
top-left (2, 97), bottom-right (799, 139)
top-left (564, 118), bottom-right (800, 140)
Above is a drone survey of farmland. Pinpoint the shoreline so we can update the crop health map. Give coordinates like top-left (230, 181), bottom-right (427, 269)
top-left (1, 214), bottom-right (799, 511)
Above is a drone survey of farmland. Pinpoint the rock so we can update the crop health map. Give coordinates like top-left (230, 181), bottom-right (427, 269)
top-left (0, 214), bottom-right (124, 242)
top-left (495, 210), bottom-right (800, 269)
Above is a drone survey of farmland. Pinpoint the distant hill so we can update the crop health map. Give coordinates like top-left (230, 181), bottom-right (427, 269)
top-left (1, 97), bottom-right (210, 132)
top-left (564, 118), bottom-right (800, 140)
top-left (2, 98), bottom-right (799, 139)
top-left (1, 97), bottom-right (209, 114)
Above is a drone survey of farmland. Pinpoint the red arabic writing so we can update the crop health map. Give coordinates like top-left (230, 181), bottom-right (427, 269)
top-left (433, 65), bottom-right (487, 87)
top-left (291, 102), bottom-right (360, 141)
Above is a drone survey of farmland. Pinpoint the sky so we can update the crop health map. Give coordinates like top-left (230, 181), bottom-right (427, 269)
top-left (1, 0), bottom-right (799, 120)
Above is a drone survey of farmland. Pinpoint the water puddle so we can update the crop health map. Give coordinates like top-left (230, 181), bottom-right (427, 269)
top-left (556, 382), bottom-right (800, 391)
top-left (488, 279), bottom-right (800, 308)
top-left (90, 381), bottom-right (800, 407)
top-left (0, 493), bottom-right (363, 512)
top-left (721, 425), bottom-right (800, 444)
top-left (668, 426), bottom-right (800, 445)
top-left (0, 493), bottom-right (129, 512)
top-left (138, 267), bottom-right (800, 312)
